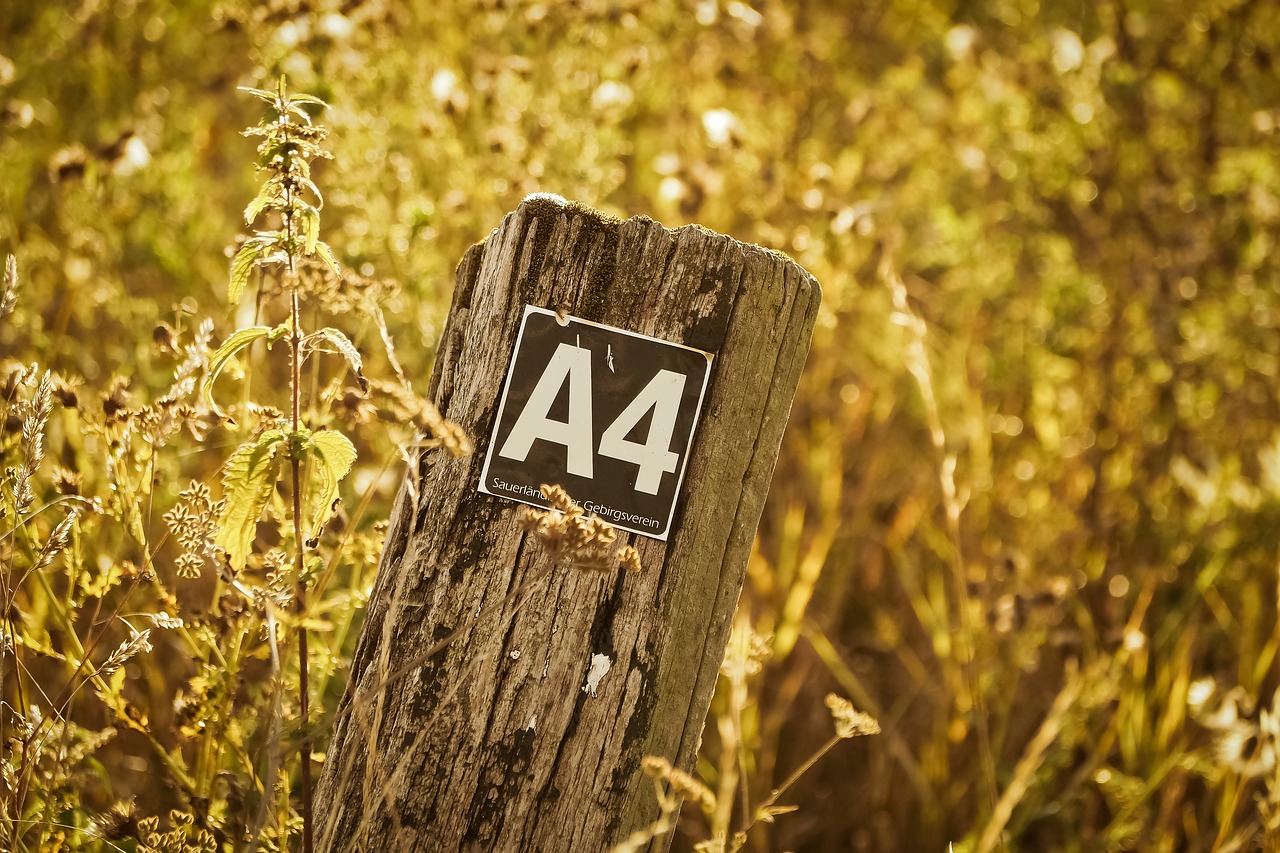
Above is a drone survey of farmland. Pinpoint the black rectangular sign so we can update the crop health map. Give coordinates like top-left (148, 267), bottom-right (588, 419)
top-left (479, 306), bottom-right (713, 540)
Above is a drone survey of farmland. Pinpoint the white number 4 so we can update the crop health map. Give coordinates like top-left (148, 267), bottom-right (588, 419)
top-left (599, 369), bottom-right (684, 494)
top-left (499, 343), bottom-right (686, 494)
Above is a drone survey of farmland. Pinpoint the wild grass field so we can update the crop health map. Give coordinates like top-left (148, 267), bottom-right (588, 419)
top-left (3, 0), bottom-right (1280, 850)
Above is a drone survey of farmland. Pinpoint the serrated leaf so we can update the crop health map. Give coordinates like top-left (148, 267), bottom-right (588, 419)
top-left (303, 430), bottom-right (356, 543)
top-left (202, 324), bottom-right (290, 420)
top-left (303, 327), bottom-right (367, 391)
top-left (215, 430), bottom-right (286, 570)
top-left (244, 179), bottom-right (282, 225)
top-left (298, 176), bottom-right (324, 209)
top-left (229, 241), bottom-right (269, 304)
top-left (238, 86), bottom-right (278, 104)
top-left (289, 93), bottom-right (330, 108)
top-left (313, 241), bottom-right (340, 277)
top-left (300, 206), bottom-right (320, 255)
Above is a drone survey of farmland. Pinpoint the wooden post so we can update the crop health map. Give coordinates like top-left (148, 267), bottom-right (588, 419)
top-left (315, 195), bottom-right (821, 852)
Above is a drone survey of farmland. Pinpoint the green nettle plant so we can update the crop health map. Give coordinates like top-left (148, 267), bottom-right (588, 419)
top-left (206, 79), bottom-right (362, 853)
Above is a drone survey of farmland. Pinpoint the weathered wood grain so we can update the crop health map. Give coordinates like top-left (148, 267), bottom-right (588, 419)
top-left (315, 195), bottom-right (821, 852)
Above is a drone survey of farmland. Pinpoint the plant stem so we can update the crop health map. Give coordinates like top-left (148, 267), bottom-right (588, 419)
top-left (281, 92), bottom-right (314, 853)
top-left (739, 734), bottom-right (841, 838)
top-left (290, 266), bottom-right (315, 853)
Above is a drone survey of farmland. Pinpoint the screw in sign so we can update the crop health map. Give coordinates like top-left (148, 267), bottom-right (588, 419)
top-left (479, 305), bottom-right (713, 540)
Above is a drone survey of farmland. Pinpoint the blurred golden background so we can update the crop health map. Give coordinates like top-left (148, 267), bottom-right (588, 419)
top-left (3, 0), bottom-right (1280, 850)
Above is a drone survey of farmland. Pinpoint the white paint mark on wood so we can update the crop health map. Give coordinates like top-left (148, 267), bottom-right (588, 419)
top-left (582, 653), bottom-right (612, 697)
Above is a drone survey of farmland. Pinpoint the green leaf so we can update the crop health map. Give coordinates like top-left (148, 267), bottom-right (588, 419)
top-left (289, 93), bottom-right (330, 108)
top-left (287, 104), bottom-right (314, 125)
top-left (202, 323), bottom-right (290, 420)
top-left (300, 206), bottom-right (320, 255)
top-left (215, 430), bottom-right (286, 571)
top-left (237, 86), bottom-right (278, 104)
top-left (285, 426), bottom-right (313, 462)
top-left (299, 176), bottom-right (324, 209)
top-left (244, 179), bottom-right (282, 225)
top-left (303, 430), bottom-right (356, 544)
top-left (313, 241), bottom-right (340, 277)
top-left (303, 327), bottom-right (367, 391)
top-left (229, 240), bottom-right (269, 304)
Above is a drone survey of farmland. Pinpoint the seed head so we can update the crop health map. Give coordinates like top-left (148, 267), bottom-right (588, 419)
top-left (517, 486), bottom-right (643, 573)
top-left (98, 628), bottom-right (153, 677)
top-left (825, 693), bottom-right (881, 738)
top-left (640, 755), bottom-right (716, 809)
top-left (1, 254), bottom-right (16, 317)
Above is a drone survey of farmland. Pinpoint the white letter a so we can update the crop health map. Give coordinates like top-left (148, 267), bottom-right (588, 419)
top-left (499, 343), bottom-right (594, 477)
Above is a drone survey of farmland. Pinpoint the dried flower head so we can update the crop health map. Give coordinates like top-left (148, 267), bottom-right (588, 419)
top-left (92, 798), bottom-right (140, 841)
top-left (257, 548), bottom-right (295, 610)
top-left (52, 373), bottom-right (77, 408)
top-left (162, 317), bottom-right (213, 411)
top-left (1194, 684), bottom-right (1254, 731)
top-left (1188, 677), bottom-right (1216, 715)
top-left (52, 465), bottom-right (81, 495)
top-left (361, 376), bottom-right (473, 456)
top-left (153, 321), bottom-right (178, 353)
top-left (825, 693), bottom-right (881, 738)
top-left (517, 484), bottom-right (642, 573)
top-left (722, 620), bottom-right (774, 679)
top-left (1216, 719), bottom-right (1276, 777)
top-left (102, 374), bottom-right (133, 420)
top-left (640, 755), bottom-right (717, 810)
top-left (163, 480), bottom-right (226, 579)
top-left (435, 418), bottom-right (474, 457)
top-left (135, 809), bottom-right (217, 853)
top-left (618, 545), bottom-right (643, 573)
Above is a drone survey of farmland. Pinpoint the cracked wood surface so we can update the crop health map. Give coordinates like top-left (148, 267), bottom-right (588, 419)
top-left (314, 195), bottom-right (821, 852)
